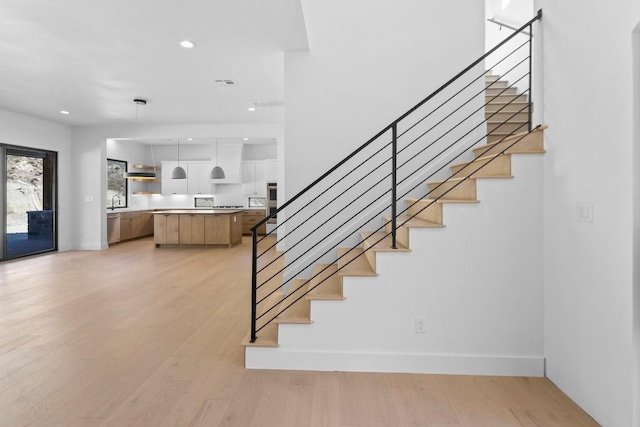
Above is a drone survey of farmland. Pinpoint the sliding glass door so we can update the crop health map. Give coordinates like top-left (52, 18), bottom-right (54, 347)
top-left (1, 144), bottom-right (57, 260)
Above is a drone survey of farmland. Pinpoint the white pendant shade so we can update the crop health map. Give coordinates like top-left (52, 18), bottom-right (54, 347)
top-left (171, 166), bottom-right (186, 179)
top-left (210, 166), bottom-right (225, 179)
top-left (211, 138), bottom-right (225, 179)
top-left (172, 138), bottom-right (187, 179)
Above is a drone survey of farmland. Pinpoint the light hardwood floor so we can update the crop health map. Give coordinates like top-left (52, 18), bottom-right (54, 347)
top-left (0, 237), bottom-right (599, 426)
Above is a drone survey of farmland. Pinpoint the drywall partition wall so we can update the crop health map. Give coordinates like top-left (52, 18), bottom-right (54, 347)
top-left (71, 127), bottom-right (107, 249)
top-left (282, 0), bottom-right (485, 276)
top-left (0, 108), bottom-right (72, 251)
top-left (634, 20), bottom-right (640, 427)
top-left (285, 0), bottom-right (485, 196)
top-left (536, 1), bottom-right (639, 426)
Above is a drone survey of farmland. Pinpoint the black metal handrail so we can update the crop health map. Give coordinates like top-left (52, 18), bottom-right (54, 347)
top-left (250, 10), bottom-right (542, 342)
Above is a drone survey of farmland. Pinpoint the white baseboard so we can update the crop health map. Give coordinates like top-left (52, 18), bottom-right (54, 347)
top-left (245, 348), bottom-right (545, 377)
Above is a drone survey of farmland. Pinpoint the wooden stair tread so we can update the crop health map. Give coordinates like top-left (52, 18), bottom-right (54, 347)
top-left (493, 125), bottom-right (547, 142)
top-left (470, 175), bottom-right (514, 179)
top-left (405, 197), bottom-right (478, 205)
top-left (361, 231), bottom-right (410, 252)
top-left (242, 323), bottom-right (278, 348)
top-left (487, 119), bottom-right (529, 124)
top-left (383, 215), bottom-right (443, 229)
top-left (485, 100), bottom-right (529, 105)
top-left (275, 279), bottom-right (311, 324)
top-left (428, 177), bottom-right (474, 185)
top-left (337, 247), bottom-right (376, 276)
top-left (451, 153), bottom-right (504, 169)
top-left (307, 264), bottom-right (344, 300)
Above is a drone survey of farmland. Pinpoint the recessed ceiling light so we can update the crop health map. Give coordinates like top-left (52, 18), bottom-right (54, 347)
top-left (187, 138), bottom-right (193, 141)
top-left (60, 110), bottom-right (70, 115)
top-left (247, 107), bottom-right (256, 112)
top-left (243, 138), bottom-right (249, 141)
top-left (179, 40), bottom-right (196, 49)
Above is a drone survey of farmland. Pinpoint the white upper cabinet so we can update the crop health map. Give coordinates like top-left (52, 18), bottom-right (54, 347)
top-left (161, 161), bottom-right (188, 195)
top-left (187, 162), bottom-right (213, 194)
top-left (265, 159), bottom-right (277, 183)
top-left (242, 161), bottom-right (266, 196)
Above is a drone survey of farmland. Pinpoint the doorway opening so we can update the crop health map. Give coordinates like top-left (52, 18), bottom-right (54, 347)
top-left (1, 144), bottom-right (57, 260)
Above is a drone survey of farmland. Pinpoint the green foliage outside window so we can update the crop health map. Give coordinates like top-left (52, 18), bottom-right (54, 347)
top-left (107, 159), bottom-right (127, 209)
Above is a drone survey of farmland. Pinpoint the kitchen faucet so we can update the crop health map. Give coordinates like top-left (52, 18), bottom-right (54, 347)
top-left (111, 195), bottom-right (122, 210)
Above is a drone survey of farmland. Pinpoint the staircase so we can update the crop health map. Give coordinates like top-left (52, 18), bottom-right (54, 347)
top-left (243, 69), bottom-right (545, 375)
top-left (244, 12), bottom-right (545, 376)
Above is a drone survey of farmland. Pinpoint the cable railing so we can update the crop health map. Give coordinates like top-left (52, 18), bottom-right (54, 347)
top-left (250, 10), bottom-right (542, 343)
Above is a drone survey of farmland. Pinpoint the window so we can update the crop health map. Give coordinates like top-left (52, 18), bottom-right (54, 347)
top-left (107, 159), bottom-right (127, 209)
top-left (1, 144), bottom-right (57, 260)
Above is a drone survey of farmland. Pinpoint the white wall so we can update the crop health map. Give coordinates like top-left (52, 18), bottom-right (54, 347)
top-left (535, 2), bottom-right (640, 426)
top-left (285, 0), bottom-right (485, 195)
top-left (633, 20), bottom-right (640, 427)
top-left (0, 108), bottom-right (73, 251)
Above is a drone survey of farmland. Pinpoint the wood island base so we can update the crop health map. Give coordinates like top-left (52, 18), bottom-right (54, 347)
top-left (153, 210), bottom-right (243, 248)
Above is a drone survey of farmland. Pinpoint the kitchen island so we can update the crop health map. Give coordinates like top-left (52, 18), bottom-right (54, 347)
top-left (153, 209), bottom-right (243, 248)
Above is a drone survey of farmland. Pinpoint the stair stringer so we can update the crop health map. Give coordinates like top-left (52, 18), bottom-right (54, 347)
top-left (245, 154), bottom-right (544, 376)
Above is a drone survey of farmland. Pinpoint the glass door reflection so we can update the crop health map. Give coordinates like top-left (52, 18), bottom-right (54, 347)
top-left (3, 146), bottom-right (57, 260)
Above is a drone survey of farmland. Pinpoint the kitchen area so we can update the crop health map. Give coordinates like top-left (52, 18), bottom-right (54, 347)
top-left (106, 137), bottom-right (277, 248)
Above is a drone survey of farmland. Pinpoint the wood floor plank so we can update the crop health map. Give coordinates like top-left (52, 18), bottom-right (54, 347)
top-left (338, 372), bottom-right (372, 426)
top-left (309, 372), bottom-right (340, 427)
top-left (0, 236), bottom-right (600, 427)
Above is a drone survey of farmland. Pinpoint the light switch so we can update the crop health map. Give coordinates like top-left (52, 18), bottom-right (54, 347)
top-left (576, 203), bottom-right (593, 223)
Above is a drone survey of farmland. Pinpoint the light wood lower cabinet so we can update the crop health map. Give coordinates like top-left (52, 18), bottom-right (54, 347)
top-left (141, 211), bottom-right (154, 236)
top-left (154, 214), bottom-right (180, 245)
top-left (154, 212), bottom-right (242, 247)
top-left (180, 215), bottom-right (205, 245)
top-left (242, 210), bottom-right (266, 235)
top-left (204, 215), bottom-right (230, 245)
top-left (117, 211), bottom-right (154, 243)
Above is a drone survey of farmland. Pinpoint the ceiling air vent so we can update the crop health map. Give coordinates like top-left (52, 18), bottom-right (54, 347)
top-left (215, 79), bottom-right (238, 86)
top-left (251, 101), bottom-right (285, 108)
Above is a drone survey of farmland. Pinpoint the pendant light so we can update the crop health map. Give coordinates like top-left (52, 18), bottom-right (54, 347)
top-left (124, 99), bottom-right (157, 180)
top-left (210, 138), bottom-right (226, 179)
top-left (171, 138), bottom-right (186, 179)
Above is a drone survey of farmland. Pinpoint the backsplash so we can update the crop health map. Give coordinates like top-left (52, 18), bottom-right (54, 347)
top-left (129, 185), bottom-right (246, 210)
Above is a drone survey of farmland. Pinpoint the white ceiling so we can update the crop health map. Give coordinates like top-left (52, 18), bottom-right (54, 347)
top-left (0, 0), bottom-right (308, 127)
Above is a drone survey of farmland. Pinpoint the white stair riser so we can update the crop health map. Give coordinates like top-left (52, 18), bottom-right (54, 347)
top-left (427, 179), bottom-right (476, 200)
top-left (473, 130), bottom-right (544, 159)
top-left (487, 121), bottom-right (529, 134)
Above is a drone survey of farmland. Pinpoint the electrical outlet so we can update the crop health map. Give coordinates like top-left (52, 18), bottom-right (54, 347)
top-left (415, 316), bottom-right (427, 333)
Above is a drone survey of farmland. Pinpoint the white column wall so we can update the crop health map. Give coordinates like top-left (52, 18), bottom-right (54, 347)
top-left (535, 2), bottom-right (640, 426)
top-left (285, 0), bottom-right (485, 196)
top-left (0, 109), bottom-right (72, 251)
top-left (633, 20), bottom-right (640, 427)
